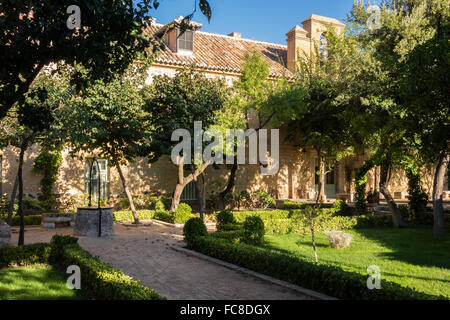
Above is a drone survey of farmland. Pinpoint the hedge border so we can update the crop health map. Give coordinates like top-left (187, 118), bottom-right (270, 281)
top-left (187, 236), bottom-right (445, 300)
top-left (0, 235), bottom-right (165, 300)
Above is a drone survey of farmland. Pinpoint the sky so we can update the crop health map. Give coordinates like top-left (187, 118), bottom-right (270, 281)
top-left (149, 0), bottom-right (356, 45)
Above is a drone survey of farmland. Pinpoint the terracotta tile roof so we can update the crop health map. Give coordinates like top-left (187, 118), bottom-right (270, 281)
top-left (145, 23), bottom-right (293, 78)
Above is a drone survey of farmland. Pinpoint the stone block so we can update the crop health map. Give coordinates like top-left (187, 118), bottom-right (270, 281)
top-left (74, 207), bottom-right (114, 237)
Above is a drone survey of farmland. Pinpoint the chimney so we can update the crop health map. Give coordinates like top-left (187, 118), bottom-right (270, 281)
top-left (285, 25), bottom-right (309, 71)
top-left (228, 32), bottom-right (242, 38)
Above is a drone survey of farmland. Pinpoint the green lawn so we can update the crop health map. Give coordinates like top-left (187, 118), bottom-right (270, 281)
top-left (262, 227), bottom-right (450, 299)
top-left (0, 264), bottom-right (90, 300)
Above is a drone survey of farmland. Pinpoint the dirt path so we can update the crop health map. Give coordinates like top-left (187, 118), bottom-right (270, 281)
top-left (9, 222), bottom-right (313, 300)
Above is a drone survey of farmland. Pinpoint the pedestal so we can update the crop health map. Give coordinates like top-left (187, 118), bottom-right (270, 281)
top-left (75, 207), bottom-right (114, 237)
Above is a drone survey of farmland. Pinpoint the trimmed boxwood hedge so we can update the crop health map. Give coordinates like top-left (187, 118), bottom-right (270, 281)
top-left (49, 235), bottom-right (165, 300)
top-left (0, 215), bottom-right (42, 226)
top-left (113, 210), bottom-right (155, 222)
top-left (187, 236), bottom-right (443, 300)
top-left (0, 243), bottom-right (51, 268)
top-left (0, 236), bottom-right (165, 300)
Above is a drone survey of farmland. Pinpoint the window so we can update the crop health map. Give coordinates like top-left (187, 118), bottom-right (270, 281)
top-left (177, 29), bottom-right (194, 52)
top-left (84, 159), bottom-right (109, 201)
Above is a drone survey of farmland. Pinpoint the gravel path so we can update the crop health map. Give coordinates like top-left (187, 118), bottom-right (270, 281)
top-left (9, 222), bottom-right (313, 300)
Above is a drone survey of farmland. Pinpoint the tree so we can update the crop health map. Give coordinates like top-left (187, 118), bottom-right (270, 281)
top-left (262, 30), bottom-right (352, 204)
top-left (399, 6), bottom-right (450, 236)
top-left (215, 50), bottom-right (269, 209)
top-left (347, 0), bottom-right (449, 232)
top-left (144, 68), bottom-right (227, 212)
top-left (0, 86), bottom-right (55, 244)
top-left (61, 60), bottom-right (153, 224)
top-left (0, 0), bottom-right (213, 120)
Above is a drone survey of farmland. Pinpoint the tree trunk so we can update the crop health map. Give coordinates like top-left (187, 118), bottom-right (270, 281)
top-left (315, 152), bottom-right (326, 204)
top-left (112, 155), bottom-right (139, 224)
top-left (17, 142), bottom-right (27, 246)
top-left (379, 161), bottom-right (406, 228)
top-left (432, 154), bottom-right (449, 237)
top-left (7, 173), bottom-right (19, 226)
top-left (192, 164), bottom-right (203, 221)
top-left (219, 161), bottom-right (238, 210)
top-left (170, 156), bottom-right (211, 212)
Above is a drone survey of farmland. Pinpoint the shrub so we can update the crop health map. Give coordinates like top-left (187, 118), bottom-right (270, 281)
top-left (113, 210), bottom-right (154, 223)
top-left (183, 218), bottom-right (208, 247)
top-left (154, 199), bottom-right (165, 212)
top-left (160, 196), bottom-right (172, 210)
top-left (264, 219), bottom-right (296, 235)
top-left (354, 215), bottom-right (392, 228)
top-left (0, 243), bottom-right (51, 268)
top-left (253, 191), bottom-right (276, 209)
top-left (242, 216), bottom-right (265, 244)
top-left (217, 210), bottom-right (235, 230)
top-left (22, 196), bottom-right (46, 213)
top-left (217, 223), bottom-right (242, 231)
top-left (282, 200), bottom-right (311, 210)
top-left (173, 203), bottom-right (192, 224)
top-left (153, 210), bottom-right (174, 223)
top-left (333, 200), bottom-right (349, 216)
top-left (0, 214), bottom-right (43, 226)
top-left (324, 231), bottom-right (353, 249)
top-left (188, 236), bottom-right (442, 300)
top-left (49, 235), bottom-right (165, 300)
top-left (210, 230), bottom-right (244, 243)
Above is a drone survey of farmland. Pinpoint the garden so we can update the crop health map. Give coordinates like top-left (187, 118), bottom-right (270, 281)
top-left (182, 200), bottom-right (450, 300)
top-left (0, 235), bottom-right (165, 300)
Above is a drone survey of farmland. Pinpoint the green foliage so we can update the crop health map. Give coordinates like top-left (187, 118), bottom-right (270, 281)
top-left (49, 235), bottom-right (165, 300)
top-left (113, 210), bottom-right (154, 223)
top-left (188, 236), bottom-right (440, 300)
top-left (0, 243), bottom-right (51, 268)
top-left (0, 214), bottom-right (42, 226)
top-left (253, 191), bottom-right (276, 209)
top-left (183, 218), bottom-right (208, 247)
top-left (242, 216), bottom-right (265, 244)
top-left (0, 0), bottom-right (158, 120)
top-left (144, 67), bottom-right (227, 162)
top-left (217, 210), bottom-right (236, 230)
top-left (217, 223), bottom-right (243, 231)
top-left (154, 200), bottom-right (166, 212)
top-left (160, 196), bottom-right (173, 211)
top-left (333, 200), bottom-right (349, 216)
top-left (174, 203), bottom-right (192, 224)
top-left (405, 168), bottom-right (429, 223)
top-left (210, 230), bottom-right (244, 243)
top-left (32, 146), bottom-right (63, 210)
top-left (354, 164), bottom-right (371, 214)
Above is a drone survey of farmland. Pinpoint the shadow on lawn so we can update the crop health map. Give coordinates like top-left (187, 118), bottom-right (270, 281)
top-left (353, 226), bottom-right (450, 269)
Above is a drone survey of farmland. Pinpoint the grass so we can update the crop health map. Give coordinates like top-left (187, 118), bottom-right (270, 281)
top-left (0, 264), bottom-right (90, 300)
top-left (261, 227), bottom-right (450, 299)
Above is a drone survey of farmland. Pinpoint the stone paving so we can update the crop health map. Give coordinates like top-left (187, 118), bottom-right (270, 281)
top-left (9, 222), bottom-right (314, 300)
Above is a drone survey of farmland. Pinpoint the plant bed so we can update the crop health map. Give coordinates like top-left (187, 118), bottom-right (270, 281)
top-left (0, 264), bottom-right (90, 300)
top-left (0, 236), bottom-right (165, 300)
top-left (187, 233), bottom-right (447, 300)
